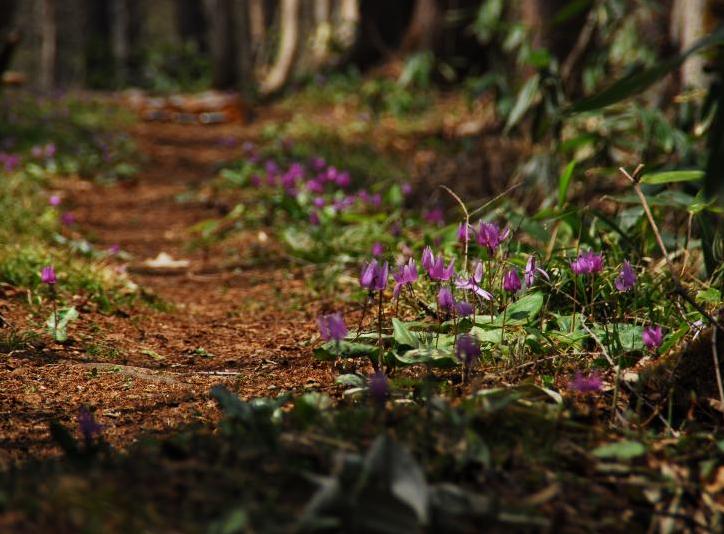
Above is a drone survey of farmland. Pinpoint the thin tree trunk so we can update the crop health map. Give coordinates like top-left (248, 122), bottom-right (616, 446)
top-left (335, 0), bottom-right (359, 51)
top-left (110, 0), bottom-right (129, 86)
top-left (204, 0), bottom-right (235, 88)
top-left (401, 0), bottom-right (440, 52)
top-left (39, 0), bottom-right (56, 91)
top-left (231, 0), bottom-right (253, 94)
top-left (249, 0), bottom-right (266, 57)
top-left (259, 0), bottom-right (300, 96)
top-left (311, 0), bottom-right (332, 67)
top-left (671, 0), bottom-right (707, 89)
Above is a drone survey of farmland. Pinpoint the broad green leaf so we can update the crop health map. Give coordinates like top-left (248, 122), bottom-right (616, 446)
top-left (593, 323), bottom-right (644, 353)
top-left (469, 326), bottom-right (503, 345)
top-left (395, 348), bottom-right (458, 368)
top-left (570, 26), bottom-right (724, 113)
top-left (46, 306), bottom-right (79, 342)
top-left (335, 374), bottom-right (366, 387)
top-left (557, 160), bottom-right (576, 208)
top-left (639, 170), bottom-right (703, 185)
top-left (494, 292), bottom-right (544, 326)
top-left (696, 287), bottom-right (722, 304)
top-left (593, 440), bottom-right (646, 460)
top-left (392, 318), bottom-right (421, 348)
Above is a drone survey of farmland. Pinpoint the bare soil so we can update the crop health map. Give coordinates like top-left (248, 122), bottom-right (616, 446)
top-left (0, 120), bottom-right (334, 466)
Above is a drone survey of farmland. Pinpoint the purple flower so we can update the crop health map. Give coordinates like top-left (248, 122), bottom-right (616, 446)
top-left (642, 325), bottom-right (663, 350)
top-left (309, 211), bottom-right (321, 225)
top-left (371, 242), bottom-right (384, 256)
top-left (457, 222), bottom-right (473, 243)
top-left (456, 334), bottom-right (480, 368)
top-left (311, 157), bottom-right (326, 171)
top-left (455, 261), bottom-right (493, 301)
top-left (401, 182), bottom-right (413, 196)
top-left (570, 250), bottom-right (604, 276)
top-left (502, 269), bottom-right (521, 293)
top-left (424, 208), bottom-right (445, 227)
top-left (476, 222), bottom-right (509, 252)
top-left (45, 143), bottom-right (56, 159)
top-left (107, 244), bottom-right (121, 255)
top-left (306, 179), bottom-right (324, 194)
top-left (60, 212), bottom-right (76, 226)
top-left (368, 371), bottom-right (389, 405)
top-left (313, 196), bottom-right (326, 208)
top-left (615, 260), bottom-right (637, 292)
top-left (40, 265), bottom-right (56, 285)
top-left (455, 301), bottom-right (474, 317)
top-left (392, 258), bottom-right (418, 298)
top-left (359, 260), bottom-right (389, 292)
top-left (78, 407), bottom-right (103, 443)
top-left (249, 174), bottom-right (261, 187)
top-left (265, 160), bottom-right (279, 176)
top-left (336, 171), bottom-right (351, 188)
top-left (423, 250), bottom-right (455, 281)
top-left (437, 287), bottom-right (455, 311)
top-left (49, 194), bottom-right (61, 206)
top-left (568, 372), bottom-right (603, 394)
top-left (524, 255), bottom-right (549, 287)
top-left (317, 312), bottom-right (349, 342)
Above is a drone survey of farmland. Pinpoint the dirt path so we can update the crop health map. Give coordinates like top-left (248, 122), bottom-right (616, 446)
top-left (0, 121), bottom-right (332, 466)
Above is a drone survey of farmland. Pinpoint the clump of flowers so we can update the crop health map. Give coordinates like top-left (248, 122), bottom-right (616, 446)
top-left (392, 258), bottom-right (418, 299)
top-left (317, 313), bottom-right (348, 342)
top-left (570, 250), bottom-right (603, 276)
top-left (421, 247), bottom-right (455, 281)
top-left (476, 221), bottom-right (509, 253)
top-left (360, 260), bottom-right (389, 292)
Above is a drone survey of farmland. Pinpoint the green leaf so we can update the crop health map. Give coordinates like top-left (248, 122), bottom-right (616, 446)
top-left (395, 348), bottom-right (458, 368)
top-left (639, 170), bottom-right (703, 185)
top-left (570, 26), bottom-right (724, 113)
top-left (557, 160), bottom-right (576, 208)
top-left (505, 74), bottom-right (540, 132)
top-left (392, 318), bottom-right (421, 348)
top-left (494, 292), bottom-right (544, 326)
top-left (46, 306), bottom-right (79, 342)
top-left (335, 374), bottom-right (366, 388)
top-left (469, 326), bottom-right (503, 345)
top-left (593, 440), bottom-right (646, 460)
top-left (593, 323), bottom-right (644, 353)
top-left (696, 287), bottom-right (722, 305)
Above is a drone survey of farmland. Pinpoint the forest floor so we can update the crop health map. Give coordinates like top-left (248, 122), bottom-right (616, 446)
top-left (0, 118), bottom-right (333, 466)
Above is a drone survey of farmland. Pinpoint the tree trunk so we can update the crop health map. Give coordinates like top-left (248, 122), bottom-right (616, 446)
top-left (204, 0), bottom-right (236, 88)
top-left (39, 0), bottom-right (56, 90)
top-left (231, 0), bottom-right (253, 94)
top-left (259, 0), bottom-right (300, 96)
top-left (401, 0), bottom-right (440, 52)
top-left (311, 0), bottom-right (332, 67)
top-left (110, 0), bottom-right (130, 86)
top-left (671, 0), bottom-right (708, 89)
top-left (335, 0), bottom-right (359, 51)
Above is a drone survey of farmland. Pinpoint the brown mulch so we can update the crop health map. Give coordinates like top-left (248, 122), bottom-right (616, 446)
top-left (0, 120), bottom-right (335, 467)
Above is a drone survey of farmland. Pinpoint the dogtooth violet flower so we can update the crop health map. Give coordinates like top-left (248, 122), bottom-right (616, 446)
top-left (392, 258), bottom-right (418, 299)
top-left (615, 260), bottom-right (637, 292)
top-left (437, 287), bottom-right (455, 311)
top-left (40, 266), bottom-right (57, 285)
top-left (524, 255), bottom-right (549, 287)
top-left (422, 248), bottom-right (455, 281)
top-left (568, 372), bottom-right (603, 394)
top-left (360, 260), bottom-right (389, 291)
top-left (456, 334), bottom-right (481, 368)
top-left (642, 325), bottom-right (663, 350)
top-left (455, 261), bottom-right (493, 300)
top-left (570, 250), bottom-right (604, 275)
top-left (477, 221), bottom-right (510, 252)
top-left (502, 269), bottom-right (521, 293)
top-left (78, 407), bottom-right (103, 442)
top-left (457, 222), bottom-right (473, 243)
top-left (369, 371), bottom-right (389, 405)
top-left (317, 313), bottom-right (348, 342)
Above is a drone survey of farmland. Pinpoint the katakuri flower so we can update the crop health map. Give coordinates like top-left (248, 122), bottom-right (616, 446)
top-left (78, 407), bottom-right (103, 443)
top-left (392, 258), bottom-right (418, 299)
top-left (49, 194), bottom-right (61, 206)
top-left (456, 334), bottom-right (481, 368)
top-left (502, 269), bottom-right (521, 293)
top-left (423, 249), bottom-right (455, 281)
top-left (455, 301), bottom-right (473, 317)
top-left (368, 371), bottom-right (389, 405)
top-left (570, 250), bottom-right (604, 276)
top-left (524, 255), bottom-right (549, 287)
top-left (40, 265), bottom-right (56, 285)
top-left (568, 372), bottom-right (603, 394)
top-left (437, 287), bottom-right (455, 311)
top-left (455, 261), bottom-right (493, 301)
top-left (371, 242), bottom-right (384, 256)
top-left (359, 260), bottom-right (389, 291)
top-left (642, 325), bottom-right (663, 350)
top-left (317, 312), bottom-right (348, 342)
top-left (476, 221), bottom-right (509, 252)
top-left (457, 222), bottom-right (473, 243)
top-left (615, 260), bottom-right (637, 292)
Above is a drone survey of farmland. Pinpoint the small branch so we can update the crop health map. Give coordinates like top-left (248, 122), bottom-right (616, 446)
top-left (439, 185), bottom-right (470, 272)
